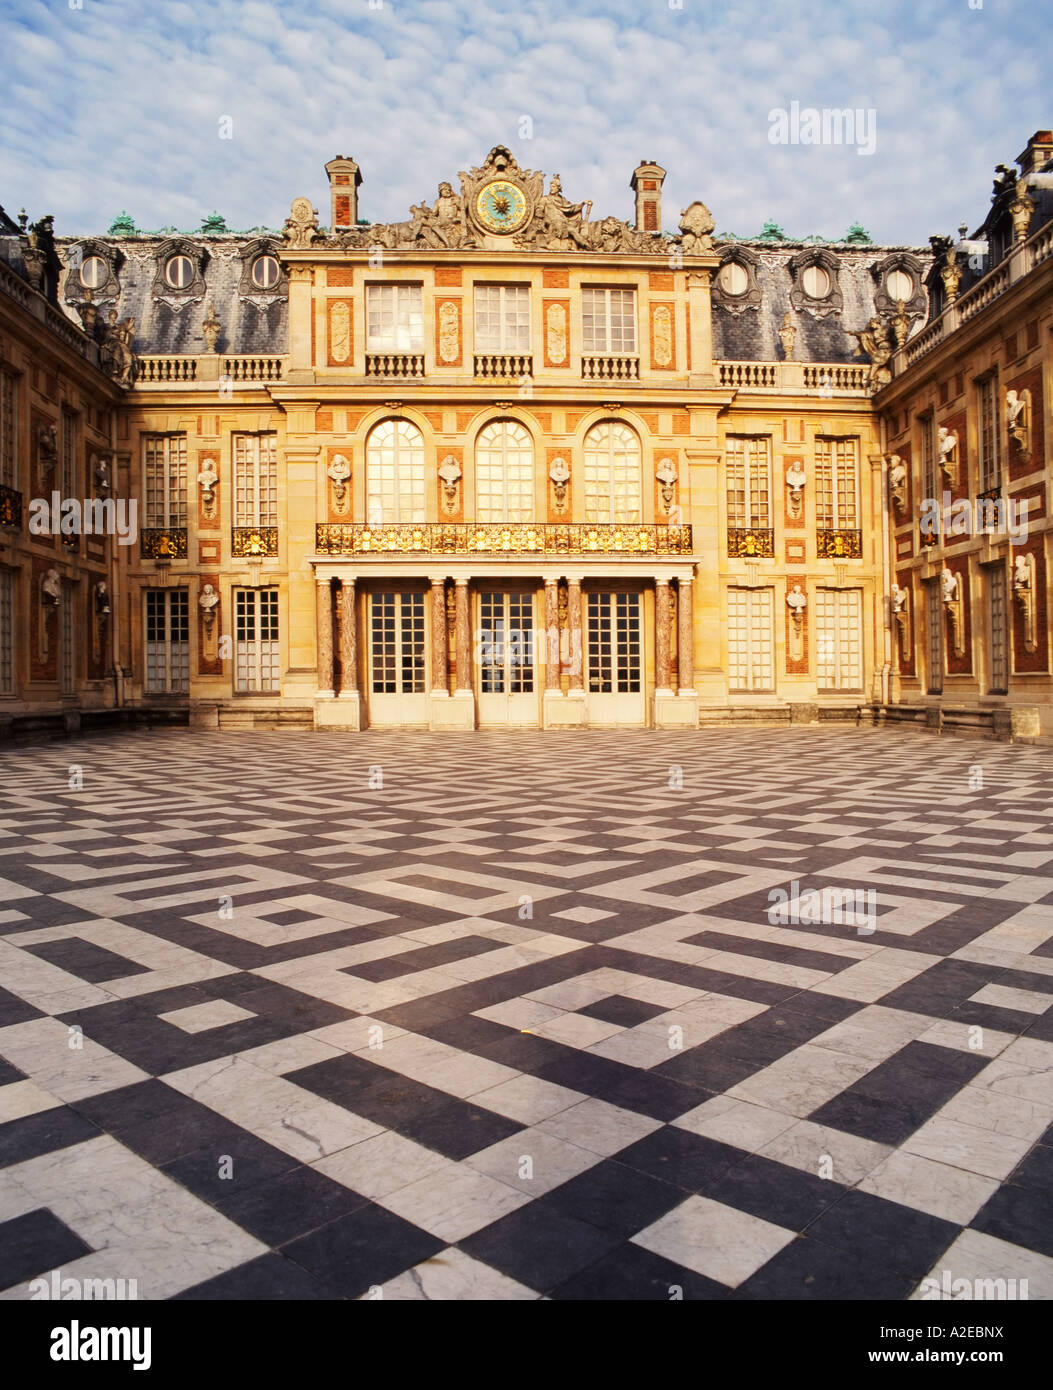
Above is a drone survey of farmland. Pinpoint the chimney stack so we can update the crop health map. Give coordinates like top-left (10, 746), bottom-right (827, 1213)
top-left (325, 155), bottom-right (362, 230)
top-left (631, 160), bottom-right (666, 233)
top-left (1016, 130), bottom-right (1053, 177)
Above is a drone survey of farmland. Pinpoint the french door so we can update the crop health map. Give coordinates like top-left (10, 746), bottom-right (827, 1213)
top-left (477, 589), bottom-right (538, 726)
top-left (368, 590), bottom-right (428, 726)
top-left (586, 590), bottom-right (645, 725)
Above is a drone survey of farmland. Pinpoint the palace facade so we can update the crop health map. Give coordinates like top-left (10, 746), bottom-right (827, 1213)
top-left (0, 134), bottom-right (1050, 738)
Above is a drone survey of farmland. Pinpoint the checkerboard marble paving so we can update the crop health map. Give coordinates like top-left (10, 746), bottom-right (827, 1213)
top-left (1, 726), bottom-right (1052, 1301)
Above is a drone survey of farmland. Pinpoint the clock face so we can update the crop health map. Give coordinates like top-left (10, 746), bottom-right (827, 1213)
top-left (475, 179), bottom-right (529, 234)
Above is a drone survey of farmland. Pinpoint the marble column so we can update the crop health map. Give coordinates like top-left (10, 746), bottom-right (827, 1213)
top-left (655, 578), bottom-right (672, 692)
top-left (678, 575), bottom-right (695, 692)
top-left (566, 577), bottom-right (583, 690)
top-left (316, 576), bottom-right (334, 696)
top-left (338, 577), bottom-right (357, 694)
top-left (544, 577), bottom-right (560, 690)
top-left (454, 578), bottom-right (471, 692)
top-left (430, 576), bottom-right (448, 693)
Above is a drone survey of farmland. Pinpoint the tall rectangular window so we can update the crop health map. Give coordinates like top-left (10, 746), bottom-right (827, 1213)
top-left (0, 569), bottom-right (12, 693)
top-left (474, 285), bottom-right (530, 353)
top-left (145, 589), bottom-right (189, 694)
top-left (61, 409), bottom-right (77, 498)
top-left (988, 564), bottom-right (1008, 694)
top-left (978, 375), bottom-right (1000, 492)
top-left (727, 587), bottom-right (774, 691)
top-left (366, 284), bottom-right (423, 352)
top-left (816, 588), bottom-right (863, 691)
top-left (726, 436), bottom-right (772, 528)
top-left (582, 288), bottom-right (636, 354)
top-left (233, 433), bottom-right (278, 527)
top-left (920, 413), bottom-right (937, 504)
top-left (144, 435), bottom-right (187, 527)
top-left (815, 437), bottom-right (859, 528)
top-left (925, 579), bottom-right (944, 694)
top-left (60, 583), bottom-right (74, 695)
top-left (0, 371), bottom-right (16, 489)
top-left (235, 589), bottom-right (280, 692)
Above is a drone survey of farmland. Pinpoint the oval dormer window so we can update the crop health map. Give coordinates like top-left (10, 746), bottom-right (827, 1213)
top-left (885, 268), bottom-right (913, 303)
top-left (164, 254), bottom-right (195, 290)
top-left (718, 261), bottom-right (749, 296)
top-left (251, 254), bottom-right (280, 289)
top-left (801, 265), bottom-right (831, 299)
top-left (79, 255), bottom-right (107, 289)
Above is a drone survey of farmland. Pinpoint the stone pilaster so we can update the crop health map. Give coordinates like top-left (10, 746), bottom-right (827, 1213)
top-left (566, 577), bottom-right (584, 692)
top-left (339, 577), bottom-right (357, 693)
top-left (430, 576), bottom-right (448, 693)
top-left (454, 578), bottom-right (471, 691)
top-left (678, 575), bottom-right (695, 692)
top-left (655, 578), bottom-right (673, 693)
top-left (544, 576), bottom-right (560, 690)
top-left (315, 576), bottom-right (334, 697)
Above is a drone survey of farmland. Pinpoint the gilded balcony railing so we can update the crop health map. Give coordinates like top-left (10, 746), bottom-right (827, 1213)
top-left (232, 526), bottom-right (278, 557)
top-left (727, 527), bottom-right (775, 558)
top-left (141, 528), bottom-right (188, 559)
top-left (0, 485), bottom-right (22, 528)
top-left (817, 528), bottom-right (863, 559)
top-left (315, 521), bottom-right (693, 556)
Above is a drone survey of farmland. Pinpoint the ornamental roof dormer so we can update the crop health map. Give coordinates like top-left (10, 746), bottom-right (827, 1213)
top-left (285, 147), bottom-right (716, 257)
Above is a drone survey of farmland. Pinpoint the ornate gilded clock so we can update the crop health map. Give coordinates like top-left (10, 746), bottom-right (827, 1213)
top-left (474, 179), bottom-right (530, 234)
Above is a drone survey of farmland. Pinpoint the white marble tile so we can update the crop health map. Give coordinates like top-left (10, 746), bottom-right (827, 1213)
top-left (360, 1248), bottom-right (540, 1300)
top-left (535, 1098), bottom-right (662, 1156)
top-left (378, 1164), bottom-right (529, 1241)
top-left (859, 1149), bottom-right (1000, 1224)
top-left (633, 1195), bottom-right (796, 1287)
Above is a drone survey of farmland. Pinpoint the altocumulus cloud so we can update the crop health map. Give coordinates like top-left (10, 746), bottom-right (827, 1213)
top-left (0, 0), bottom-right (1048, 243)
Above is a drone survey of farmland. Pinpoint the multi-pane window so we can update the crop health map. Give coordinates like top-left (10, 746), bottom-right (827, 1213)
top-left (587, 593), bottom-right (641, 694)
top-left (474, 285), bottom-right (530, 353)
top-left (583, 421), bottom-right (642, 523)
top-left (475, 421), bottom-right (534, 521)
top-left (144, 435), bottom-right (188, 527)
top-left (0, 569), bottom-right (12, 693)
top-left (925, 579), bottom-right (944, 694)
top-left (815, 588), bottom-right (863, 691)
top-left (978, 375), bottom-right (1000, 492)
top-left (727, 587), bottom-right (774, 691)
top-left (365, 419), bottom-right (426, 524)
top-left (920, 413), bottom-right (937, 504)
top-left (59, 583), bottom-right (74, 695)
top-left (480, 592), bottom-right (534, 693)
top-left (61, 409), bottom-right (77, 498)
top-left (726, 436), bottom-right (772, 528)
top-left (366, 284), bottom-right (424, 352)
top-left (582, 288), bottom-right (636, 354)
top-left (233, 433), bottom-right (278, 526)
top-left (370, 592), bottom-right (426, 693)
top-left (988, 564), bottom-right (1008, 693)
top-left (815, 437), bottom-right (859, 528)
top-left (145, 589), bottom-right (189, 694)
top-left (0, 371), bottom-right (15, 489)
top-left (234, 588), bottom-right (280, 692)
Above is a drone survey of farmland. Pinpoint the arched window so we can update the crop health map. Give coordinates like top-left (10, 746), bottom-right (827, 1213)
top-left (366, 419), bottom-right (426, 524)
top-left (583, 421), bottom-right (642, 523)
top-left (475, 420), bottom-right (534, 521)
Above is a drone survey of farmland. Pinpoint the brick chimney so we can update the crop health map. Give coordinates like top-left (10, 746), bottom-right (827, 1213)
top-left (325, 155), bottom-right (362, 230)
top-left (1016, 130), bottom-right (1053, 177)
top-left (630, 160), bottom-right (666, 233)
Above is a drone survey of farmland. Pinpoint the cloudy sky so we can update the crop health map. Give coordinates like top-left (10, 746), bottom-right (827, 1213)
top-left (1, 0), bottom-right (1048, 245)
